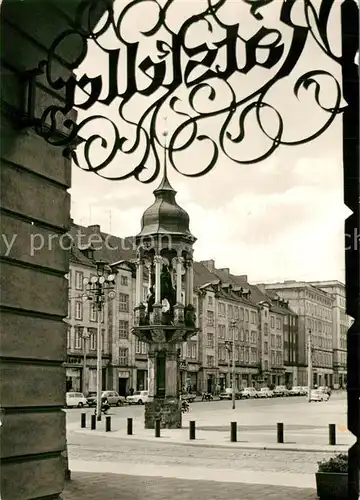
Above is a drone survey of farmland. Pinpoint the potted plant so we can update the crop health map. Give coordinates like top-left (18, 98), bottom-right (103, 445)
top-left (316, 453), bottom-right (348, 500)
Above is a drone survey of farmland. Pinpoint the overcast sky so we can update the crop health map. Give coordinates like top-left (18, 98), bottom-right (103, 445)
top-left (70, 0), bottom-right (349, 283)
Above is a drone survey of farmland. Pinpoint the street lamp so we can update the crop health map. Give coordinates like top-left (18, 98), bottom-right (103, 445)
top-left (77, 327), bottom-right (95, 395)
top-left (226, 320), bottom-right (237, 410)
top-left (307, 329), bottom-right (312, 403)
top-left (83, 260), bottom-right (116, 421)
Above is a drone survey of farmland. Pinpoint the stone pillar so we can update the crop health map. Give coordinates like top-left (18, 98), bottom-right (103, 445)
top-left (188, 259), bottom-right (194, 305)
top-left (147, 353), bottom-right (156, 398)
top-left (135, 256), bottom-right (144, 306)
top-left (185, 258), bottom-right (194, 305)
top-left (166, 349), bottom-right (179, 398)
top-left (154, 255), bottom-right (162, 304)
top-left (175, 256), bottom-right (183, 304)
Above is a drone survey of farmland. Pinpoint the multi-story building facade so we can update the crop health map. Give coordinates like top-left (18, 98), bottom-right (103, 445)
top-left (66, 222), bottom-right (340, 395)
top-left (65, 246), bottom-right (110, 393)
top-left (308, 280), bottom-right (350, 388)
top-left (263, 281), bottom-right (333, 387)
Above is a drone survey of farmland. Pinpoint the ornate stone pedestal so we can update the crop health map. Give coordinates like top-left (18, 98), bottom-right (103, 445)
top-left (144, 398), bottom-right (181, 429)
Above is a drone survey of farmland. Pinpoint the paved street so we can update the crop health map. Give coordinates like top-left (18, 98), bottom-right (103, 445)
top-left (65, 391), bottom-right (350, 497)
top-left (62, 473), bottom-right (318, 500)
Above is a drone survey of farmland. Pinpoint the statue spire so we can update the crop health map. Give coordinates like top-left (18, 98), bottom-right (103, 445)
top-left (154, 117), bottom-right (175, 193)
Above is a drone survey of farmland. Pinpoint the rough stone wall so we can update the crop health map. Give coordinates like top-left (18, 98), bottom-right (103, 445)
top-left (0, 1), bottom-right (108, 498)
top-left (145, 398), bottom-right (182, 429)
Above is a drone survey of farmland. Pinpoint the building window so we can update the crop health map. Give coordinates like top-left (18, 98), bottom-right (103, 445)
top-left (207, 333), bottom-right (214, 348)
top-left (245, 309), bottom-right (249, 322)
top-left (276, 318), bottom-right (281, 329)
top-left (284, 316), bottom-right (288, 325)
top-left (90, 303), bottom-right (97, 322)
top-left (264, 360), bottom-right (268, 371)
top-left (141, 342), bottom-right (147, 354)
top-left (191, 344), bottom-right (197, 359)
top-left (187, 343), bottom-right (191, 358)
top-left (207, 310), bottom-right (214, 326)
top-left (271, 334), bottom-right (275, 348)
top-left (67, 328), bottom-right (71, 349)
top-left (240, 328), bottom-right (244, 342)
top-left (119, 348), bottom-right (128, 365)
top-left (119, 320), bottom-right (129, 339)
top-left (89, 331), bottom-right (96, 350)
top-left (245, 349), bottom-right (249, 363)
top-left (271, 351), bottom-right (275, 366)
top-left (74, 327), bottom-right (82, 349)
top-left (120, 275), bottom-right (128, 286)
top-left (240, 308), bottom-right (244, 320)
top-left (75, 271), bottom-right (83, 290)
top-left (119, 293), bottom-right (129, 312)
top-left (218, 324), bottom-right (226, 338)
top-left (264, 341), bottom-right (268, 355)
top-left (234, 326), bottom-right (239, 341)
top-left (245, 329), bottom-right (249, 343)
top-left (218, 346), bottom-right (225, 361)
top-left (208, 296), bottom-right (213, 306)
top-left (271, 316), bottom-right (275, 328)
top-left (240, 347), bottom-right (244, 362)
top-left (67, 300), bottom-right (71, 319)
top-left (251, 311), bottom-right (256, 324)
top-left (135, 339), bottom-right (141, 354)
top-left (218, 303), bottom-right (225, 316)
top-left (207, 355), bottom-right (214, 367)
top-left (264, 323), bottom-right (268, 335)
top-left (234, 307), bottom-right (239, 319)
top-left (75, 301), bottom-right (83, 320)
top-left (228, 305), bottom-right (233, 318)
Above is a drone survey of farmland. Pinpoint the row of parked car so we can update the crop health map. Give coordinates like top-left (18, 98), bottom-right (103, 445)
top-left (219, 385), bottom-right (321, 400)
top-left (65, 390), bottom-right (149, 408)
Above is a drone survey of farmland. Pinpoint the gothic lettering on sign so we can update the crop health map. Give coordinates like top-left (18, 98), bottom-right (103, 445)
top-left (26, 0), bottom-right (346, 182)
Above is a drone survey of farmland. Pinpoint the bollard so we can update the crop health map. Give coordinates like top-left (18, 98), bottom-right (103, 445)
top-left (91, 414), bottom-right (96, 430)
top-left (189, 421), bottom-right (196, 440)
top-left (277, 422), bottom-right (284, 443)
top-left (329, 424), bottom-right (336, 445)
top-left (155, 418), bottom-right (161, 437)
top-left (106, 415), bottom-right (111, 432)
top-left (127, 418), bottom-right (133, 435)
top-left (81, 413), bottom-right (86, 428)
top-left (231, 422), bottom-right (237, 442)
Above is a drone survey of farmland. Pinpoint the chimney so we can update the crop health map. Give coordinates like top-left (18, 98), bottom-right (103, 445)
top-left (218, 268), bottom-right (230, 278)
top-left (235, 275), bottom-right (248, 282)
top-left (201, 259), bottom-right (215, 272)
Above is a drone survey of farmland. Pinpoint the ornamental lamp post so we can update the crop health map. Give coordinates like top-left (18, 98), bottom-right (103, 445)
top-left (83, 261), bottom-right (116, 421)
top-left (226, 320), bottom-right (237, 410)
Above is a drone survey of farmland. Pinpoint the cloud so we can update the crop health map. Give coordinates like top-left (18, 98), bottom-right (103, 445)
top-left (71, 151), bottom-right (347, 283)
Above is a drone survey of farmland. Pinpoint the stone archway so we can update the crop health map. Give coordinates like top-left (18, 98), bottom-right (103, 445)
top-left (0, 1), bottom-right (358, 499)
top-left (0, 2), bottom-right (112, 499)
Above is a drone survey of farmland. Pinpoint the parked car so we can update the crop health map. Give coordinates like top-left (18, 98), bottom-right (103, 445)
top-left (126, 390), bottom-right (149, 405)
top-left (219, 388), bottom-right (242, 400)
top-left (309, 389), bottom-right (330, 402)
top-left (289, 386), bottom-right (302, 396)
top-left (241, 387), bottom-right (258, 399)
top-left (273, 386), bottom-right (290, 397)
top-left (66, 392), bottom-right (87, 408)
top-left (300, 386), bottom-right (309, 395)
top-left (86, 391), bottom-right (125, 407)
top-left (257, 387), bottom-right (274, 398)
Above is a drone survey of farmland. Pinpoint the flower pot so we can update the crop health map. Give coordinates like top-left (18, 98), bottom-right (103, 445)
top-left (316, 472), bottom-right (348, 500)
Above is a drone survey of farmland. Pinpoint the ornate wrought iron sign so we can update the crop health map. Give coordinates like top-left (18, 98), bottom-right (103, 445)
top-left (26, 0), bottom-right (348, 182)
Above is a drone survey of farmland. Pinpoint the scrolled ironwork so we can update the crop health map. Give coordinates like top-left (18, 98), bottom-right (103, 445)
top-left (26, 0), bottom-right (350, 182)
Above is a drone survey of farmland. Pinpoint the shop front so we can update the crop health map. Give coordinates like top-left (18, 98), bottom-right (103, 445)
top-left (136, 369), bottom-right (148, 391)
top-left (118, 370), bottom-right (130, 396)
top-left (66, 367), bottom-right (81, 392)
